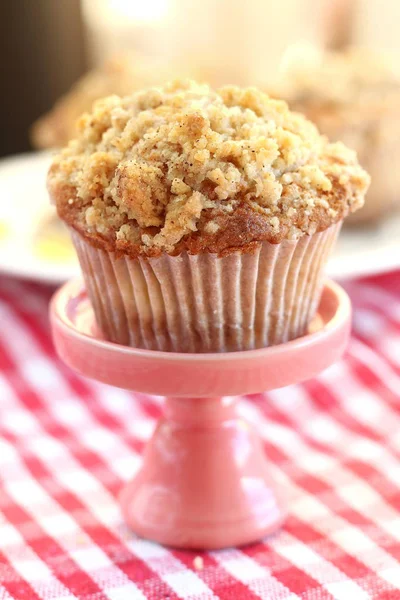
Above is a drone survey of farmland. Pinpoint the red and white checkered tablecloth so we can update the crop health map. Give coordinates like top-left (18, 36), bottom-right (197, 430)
top-left (0, 271), bottom-right (400, 600)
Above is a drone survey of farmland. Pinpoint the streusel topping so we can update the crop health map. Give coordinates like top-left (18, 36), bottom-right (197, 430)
top-left (48, 79), bottom-right (369, 256)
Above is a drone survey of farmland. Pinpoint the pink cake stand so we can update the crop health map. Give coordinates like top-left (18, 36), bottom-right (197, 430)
top-left (50, 278), bottom-right (351, 550)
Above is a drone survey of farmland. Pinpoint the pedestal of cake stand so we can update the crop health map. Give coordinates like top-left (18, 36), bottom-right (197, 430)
top-left (50, 279), bottom-right (351, 550)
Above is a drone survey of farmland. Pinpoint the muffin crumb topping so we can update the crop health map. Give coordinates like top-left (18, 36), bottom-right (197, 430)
top-left (48, 79), bottom-right (369, 256)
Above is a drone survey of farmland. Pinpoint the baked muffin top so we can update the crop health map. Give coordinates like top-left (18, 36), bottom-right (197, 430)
top-left (276, 48), bottom-right (400, 113)
top-left (48, 79), bottom-right (369, 257)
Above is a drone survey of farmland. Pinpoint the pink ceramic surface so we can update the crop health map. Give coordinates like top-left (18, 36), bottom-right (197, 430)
top-left (50, 279), bottom-right (351, 549)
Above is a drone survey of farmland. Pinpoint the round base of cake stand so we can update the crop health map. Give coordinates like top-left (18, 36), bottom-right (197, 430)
top-left (50, 279), bottom-right (351, 550)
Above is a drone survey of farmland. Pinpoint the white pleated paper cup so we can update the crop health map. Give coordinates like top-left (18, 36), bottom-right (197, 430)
top-left (71, 223), bottom-right (340, 353)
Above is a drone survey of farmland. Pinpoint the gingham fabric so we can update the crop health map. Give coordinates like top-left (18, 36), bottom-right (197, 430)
top-left (0, 271), bottom-right (399, 600)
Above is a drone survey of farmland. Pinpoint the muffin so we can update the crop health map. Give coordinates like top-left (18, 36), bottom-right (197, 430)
top-left (48, 80), bottom-right (369, 352)
top-left (274, 47), bottom-right (400, 224)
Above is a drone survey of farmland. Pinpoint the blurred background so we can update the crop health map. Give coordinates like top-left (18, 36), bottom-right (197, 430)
top-left (2, 0), bottom-right (400, 156)
top-left (1, 0), bottom-right (400, 284)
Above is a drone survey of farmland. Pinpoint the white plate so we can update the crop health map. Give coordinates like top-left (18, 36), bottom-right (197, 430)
top-left (0, 152), bottom-right (79, 285)
top-left (329, 216), bottom-right (400, 279)
top-left (0, 152), bottom-right (399, 285)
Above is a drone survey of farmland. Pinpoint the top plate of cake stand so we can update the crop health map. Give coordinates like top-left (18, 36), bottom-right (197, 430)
top-left (51, 278), bottom-right (351, 550)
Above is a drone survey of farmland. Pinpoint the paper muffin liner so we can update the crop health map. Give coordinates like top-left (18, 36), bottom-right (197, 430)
top-left (71, 223), bottom-right (340, 353)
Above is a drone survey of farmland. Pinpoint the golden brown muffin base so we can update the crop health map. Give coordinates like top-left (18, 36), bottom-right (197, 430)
top-left (54, 174), bottom-right (357, 258)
